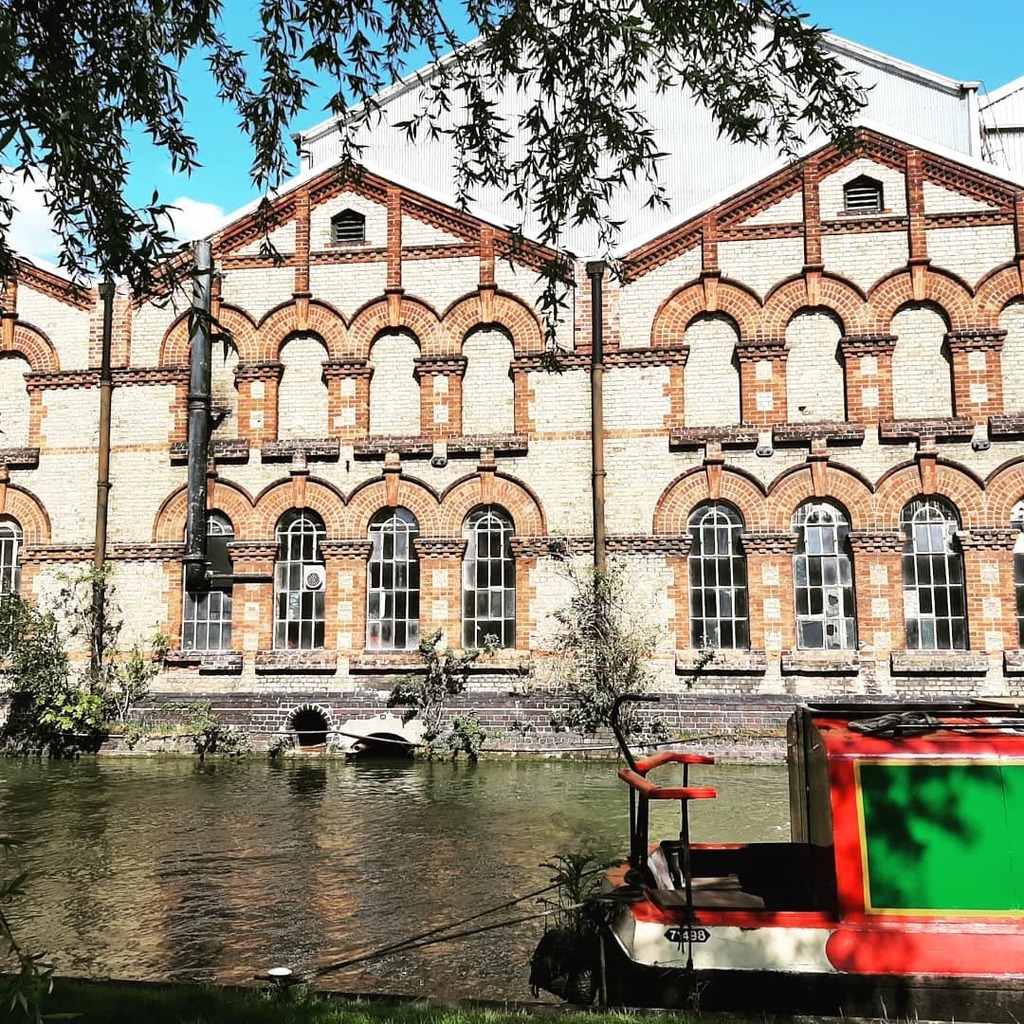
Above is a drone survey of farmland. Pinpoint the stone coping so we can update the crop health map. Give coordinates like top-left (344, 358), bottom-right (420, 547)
top-left (676, 649), bottom-right (767, 674)
top-left (890, 649), bottom-right (990, 675)
top-left (780, 650), bottom-right (860, 675)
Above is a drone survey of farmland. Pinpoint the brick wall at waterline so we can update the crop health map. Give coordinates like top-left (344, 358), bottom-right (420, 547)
top-left (4, 129), bottom-right (1024, 755)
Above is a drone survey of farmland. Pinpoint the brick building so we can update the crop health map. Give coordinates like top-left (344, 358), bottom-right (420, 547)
top-left (2, 35), bottom-right (1024, 749)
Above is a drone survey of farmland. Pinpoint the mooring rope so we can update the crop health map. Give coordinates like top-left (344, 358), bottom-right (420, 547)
top-left (310, 880), bottom-right (571, 978)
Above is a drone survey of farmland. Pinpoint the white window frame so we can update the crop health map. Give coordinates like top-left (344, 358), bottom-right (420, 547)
top-left (181, 513), bottom-right (234, 652)
top-left (688, 503), bottom-right (749, 650)
top-left (792, 502), bottom-right (856, 650)
top-left (366, 507), bottom-right (421, 651)
top-left (0, 520), bottom-right (22, 599)
top-left (274, 510), bottom-right (326, 650)
top-left (462, 506), bottom-right (516, 649)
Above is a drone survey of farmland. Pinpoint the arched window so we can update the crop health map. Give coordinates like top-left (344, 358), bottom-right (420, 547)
top-left (0, 520), bottom-right (22, 598)
top-left (274, 510), bottom-right (326, 650)
top-left (331, 209), bottom-right (366, 244)
top-left (366, 507), bottom-right (420, 651)
top-left (843, 175), bottom-right (884, 214)
top-left (182, 513), bottom-right (234, 651)
top-left (688, 503), bottom-right (749, 649)
top-left (901, 498), bottom-right (967, 650)
top-left (792, 503), bottom-right (856, 650)
top-left (462, 506), bottom-right (515, 648)
top-left (1013, 500), bottom-right (1024, 648)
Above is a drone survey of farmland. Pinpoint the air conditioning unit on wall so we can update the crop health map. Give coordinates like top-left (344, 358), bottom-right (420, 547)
top-left (303, 565), bottom-right (326, 591)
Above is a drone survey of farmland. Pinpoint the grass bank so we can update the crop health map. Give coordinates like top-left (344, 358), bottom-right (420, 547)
top-left (34, 978), bottom-right (694, 1024)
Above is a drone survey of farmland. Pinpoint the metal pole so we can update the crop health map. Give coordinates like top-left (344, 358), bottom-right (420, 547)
top-left (91, 278), bottom-right (115, 683)
top-left (184, 241), bottom-right (213, 593)
top-left (586, 260), bottom-right (607, 574)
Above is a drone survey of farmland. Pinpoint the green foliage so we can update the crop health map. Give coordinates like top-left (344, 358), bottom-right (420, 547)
top-left (167, 701), bottom-right (249, 760)
top-left (544, 559), bottom-right (663, 740)
top-left (387, 630), bottom-right (481, 759)
top-left (443, 712), bottom-right (487, 762)
top-left (267, 734), bottom-right (292, 759)
top-left (0, 837), bottom-right (53, 1023)
top-left (0, 0), bottom-right (863, 314)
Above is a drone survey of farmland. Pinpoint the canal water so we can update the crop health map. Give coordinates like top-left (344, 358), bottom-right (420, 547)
top-left (0, 756), bottom-right (788, 1001)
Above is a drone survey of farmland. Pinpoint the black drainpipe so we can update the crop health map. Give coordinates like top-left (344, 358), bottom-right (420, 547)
top-left (586, 260), bottom-right (607, 574)
top-left (184, 241), bottom-right (213, 592)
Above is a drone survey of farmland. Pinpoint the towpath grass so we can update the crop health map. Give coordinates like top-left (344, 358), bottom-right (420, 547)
top-left (32, 978), bottom-right (694, 1024)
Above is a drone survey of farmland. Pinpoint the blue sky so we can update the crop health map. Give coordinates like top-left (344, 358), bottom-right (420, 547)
top-left (9, 1), bottom-right (1023, 258)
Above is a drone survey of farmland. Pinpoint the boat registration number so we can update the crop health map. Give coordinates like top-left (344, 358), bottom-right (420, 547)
top-left (665, 926), bottom-right (710, 944)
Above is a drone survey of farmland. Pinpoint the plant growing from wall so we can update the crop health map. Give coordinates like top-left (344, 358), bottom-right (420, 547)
top-left (169, 701), bottom-right (249, 760)
top-left (387, 630), bottom-right (484, 759)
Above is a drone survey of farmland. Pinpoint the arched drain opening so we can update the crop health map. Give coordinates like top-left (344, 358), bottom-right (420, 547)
top-left (290, 708), bottom-right (329, 749)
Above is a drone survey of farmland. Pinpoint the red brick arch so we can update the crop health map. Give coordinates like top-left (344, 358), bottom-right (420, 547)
top-left (868, 269), bottom-right (975, 332)
top-left (874, 461), bottom-right (985, 529)
top-left (8, 323), bottom-right (59, 372)
top-left (654, 466), bottom-right (768, 534)
top-left (159, 305), bottom-right (259, 366)
top-left (761, 274), bottom-right (867, 341)
top-left (766, 463), bottom-right (874, 532)
top-left (1, 486), bottom-right (50, 544)
top-left (443, 291), bottom-right (544, 356)
top-left (345, 477), bottom-right (442, 538)
top-left (984, 458), bottom-right (1024, 527)
top-left (252, 478), bottom-right (347, 537)
top-left (651, 279), bottom-right (761, 347)
top-left (976, 265), bottom-right (1024, 323)
top-left (260, 301), bottom-right (347, 361)
top-left (439, 473), bottom-right (546, 536)
top-left (153, 481), bottom-right (256, 542)
top-left (348, 296), bottom-right (442, 360)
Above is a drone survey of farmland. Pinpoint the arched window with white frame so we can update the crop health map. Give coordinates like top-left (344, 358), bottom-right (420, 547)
top-left (366, 507), bottom-right (421, 651)
top-left (182, 512), bottom-right (234, 651)
top-left (0, 519), bottom-right (22, 599)
top-left (1013, 500), bottom-right (1024, 648)
top-left (274, 509), bottom-right (326, 650)
top-left (688, 503), bottom-right (749, 650)
top-left (901, 498), bottom-right (967, 650)
top-left (462, 506), bottom-right (516, 649)
top-left (792, 502), bottom-right (856, 650)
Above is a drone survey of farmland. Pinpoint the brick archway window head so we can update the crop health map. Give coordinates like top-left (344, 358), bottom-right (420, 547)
top-left (182, 512), bottom-right (234, 652)
top-left (463, 505), bottom-right (515, 649)
top-left (331, 209), bottom-right (366, 245)
top-left (0, 519), bottom-right (23, 600)
top-left (687, 503), bottom-right (749, 650)
top-left (792, 502), bottom-right (856, 651)
top-left (843, 175), bottom-right (884, 215)
top-left (901, 497), bottom-right (967, 651)
top-left (1013, 499), bottom-right (1024, 648)
top-left (367, 506), bottom-right (421, 651)
top-left (274, 509), bottom-right (326, 650)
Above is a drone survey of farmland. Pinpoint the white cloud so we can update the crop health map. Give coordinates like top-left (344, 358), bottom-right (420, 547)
top-left (162, 196), bottom-right (226, 242)
top-left (1, 170), bottom-right (61, 263)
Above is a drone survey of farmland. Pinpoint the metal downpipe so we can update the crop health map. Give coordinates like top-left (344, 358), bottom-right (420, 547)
top-left (586, 260), bottom-right (607, 574)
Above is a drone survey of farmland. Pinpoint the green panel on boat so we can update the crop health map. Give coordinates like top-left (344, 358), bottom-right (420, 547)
top-left (859, 762), bottom-right (1024, 912)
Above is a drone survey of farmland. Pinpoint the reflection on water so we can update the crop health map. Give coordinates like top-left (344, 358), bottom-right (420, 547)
top-left (0, 756), bottom-right (787, 1000)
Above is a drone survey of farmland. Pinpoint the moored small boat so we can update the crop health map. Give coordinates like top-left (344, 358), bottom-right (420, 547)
top-left (533, 698), bottom-right (1024, 1021)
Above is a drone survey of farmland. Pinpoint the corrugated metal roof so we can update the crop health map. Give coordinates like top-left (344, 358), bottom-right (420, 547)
top-left (293, 28), bottom-right (982, 255)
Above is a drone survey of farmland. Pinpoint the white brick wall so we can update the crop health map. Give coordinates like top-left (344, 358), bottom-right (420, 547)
top-left (684, 314), bottom-right (740, 425)
top-left (111, 383), bottom-right (176, 447)
top-left (233, 219), bottom-right (298, 256)
top-left (742, 191), bottom-right (803, 225)
top-left (618, 246), bottom-right (701, 348)
top-left (818, 158), bottom-right (907, 217)
top-left (891, 304), bottom-right (954, 418)
top-left (15, 291), bottom-right (91, 369)
top-left (1001, 300), bottom-right (1024, 412)
top-left (369, 331), bottom-right (420, 435)
top-left (279, 334), bottom-right (329, 438)
top-left (785, 310), bottom-right (845, 421)
top-left (604, 365), bottom-right (670, 432)
top-left (107, 451), bottom-right (181, 543)
top-left (820, 231), bottom-right (908, 292)
top-left (926, 225), bottom-right (1016, 289)
top-left (923, 182), bottom-right (997, 214)
top-left (719, 237), bottom-right (803, 300)
top-left (529, 369), bottom-right (589, 432)
top-left (132, 289), bottom-right (189, 367)
top-left (211, 343), bottom-right (239, 439)
top-left (309, 263), bottom-right (388, 319)
top-left (401, 215), bottom-right (463, 247)
top-left (0, 355), bottom-right (32, 445)
top-left (309, 191), bottom-right (387, 250)
top-left (494, 261), bottom-right (574, 353)
top-left (462, 328), bottom-right (514, 434)
top-left (220, 267), bottom-right (295, 324)
top-left (402, 257), bottom-right (479, 315)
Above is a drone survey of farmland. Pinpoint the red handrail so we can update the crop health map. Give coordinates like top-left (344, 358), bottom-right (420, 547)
top-left (617, 768), bottom-right (716, 801)
top-left (633, 751), bottom-right (716, 775)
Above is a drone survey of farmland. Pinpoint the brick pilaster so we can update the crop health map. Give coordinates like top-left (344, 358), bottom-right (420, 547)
top-left (415, 356), bottom-right (467, 438)
top-left (414, 537), bottom-right (468, 646)
top-left (959, 529), bottom-right (1018, 654)
top-left (848, 531), bottom-right (904, 661)
top-left (323, 359), bottom-right (372, 440)
top-left (741, 532), bottom-right (798, 654)
top-left (227, 541), bottom-right (278, 653)
top-left (735, 342), bottom-right (788, 425)
top-left (235, 362), bottom-right (283, 444)
top-left (839, 335), bottom-right (896, 423)
top-left (802, 157), bottom-right (822, 270)
top-left (945, 329), bottom-right (1006, 420)
top-left (320, 539), bottom-right (372, 654)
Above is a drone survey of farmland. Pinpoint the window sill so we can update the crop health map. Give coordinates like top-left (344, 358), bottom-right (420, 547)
top-left (255, 650), bottom-right (337, 674)
top-left (676, 649), bottom-right (766, 674)
top-left (1004, 651), bottom-right (1024, 675)
top-left (164, 649), bottom-right (243, 674)
top-left (890, 650), bottom-right (989, 676)
top-left (260, 438), bottom-right (339, 463)
top-left (0, 446), bottom-right (39, 469)
top-left (349, 652), bottom-right (424, 673)
top-left (170, 439), bottom-right (249, 464)
top-left (781, 650), bottom-right (859, 675)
